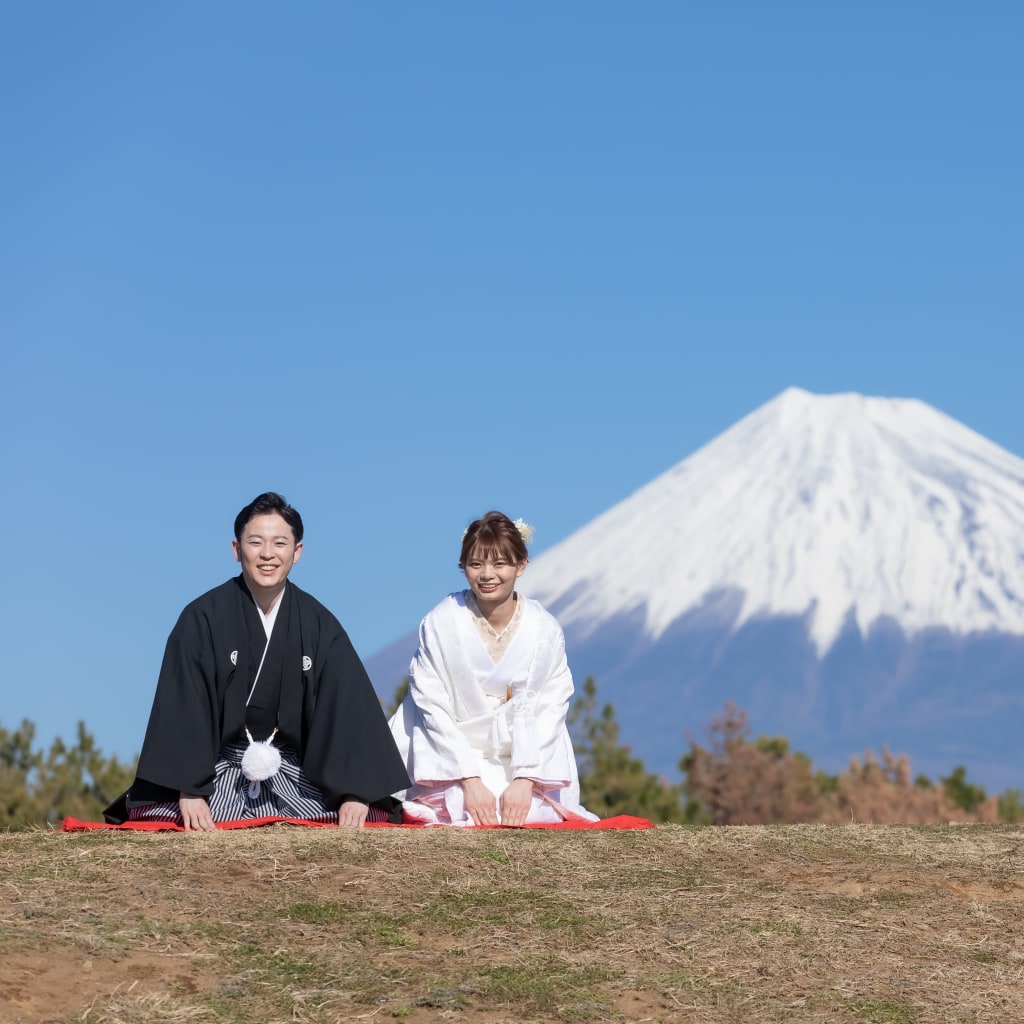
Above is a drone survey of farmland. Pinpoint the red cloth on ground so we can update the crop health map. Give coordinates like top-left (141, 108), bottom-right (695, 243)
top-left (61, 813), bottom-right (652, 832)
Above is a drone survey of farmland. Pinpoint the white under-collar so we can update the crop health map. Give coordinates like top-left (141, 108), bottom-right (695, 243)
top-left (254, 590), bottom-right (284, 638)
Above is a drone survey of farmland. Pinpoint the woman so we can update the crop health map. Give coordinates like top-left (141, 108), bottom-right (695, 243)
top-left (389, 511), bottom-right (597, 826)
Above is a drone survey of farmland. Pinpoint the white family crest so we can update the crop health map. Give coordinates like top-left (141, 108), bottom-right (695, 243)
top-left (230, 650), bottom-right (238, 666)
top-left (302, 655), bottom-right (312, 671)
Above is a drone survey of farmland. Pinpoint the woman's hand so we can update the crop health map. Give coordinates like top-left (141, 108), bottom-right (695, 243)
top-left (338, 798), bottom-right (369, 828)
top-left (461, 777), bottom-right (499, 825)
top-left (179, 793), bottom-right (216, 832)
top-left (499, 778), bottom-right (534, 827)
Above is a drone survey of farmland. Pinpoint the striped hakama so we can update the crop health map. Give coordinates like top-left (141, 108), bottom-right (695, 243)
top-left (128, 742), bottom-right (394, 824)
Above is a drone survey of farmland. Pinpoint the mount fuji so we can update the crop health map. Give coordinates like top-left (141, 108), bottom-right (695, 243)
top-left (366, 388), bottom-right (1024, 791)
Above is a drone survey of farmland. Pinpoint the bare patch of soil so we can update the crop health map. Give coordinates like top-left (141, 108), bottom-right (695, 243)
top-left (2, 824), bottom-right (1023, 1023)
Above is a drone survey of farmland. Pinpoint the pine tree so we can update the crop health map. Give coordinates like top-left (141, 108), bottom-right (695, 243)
top-left (568, 677), bottom-right (685, 823)
top-left (383, 678), bottom-right (409, 717)
top-left (940, 765), bottom-right (987, 813)
top-left (0, 720), bottom-right (41, 827)
top-left (0, 720), bottom-right (137, 828)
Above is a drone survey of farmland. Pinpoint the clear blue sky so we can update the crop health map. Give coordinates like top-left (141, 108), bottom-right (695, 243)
top-left (2, 3), bottom-right (1021, 763)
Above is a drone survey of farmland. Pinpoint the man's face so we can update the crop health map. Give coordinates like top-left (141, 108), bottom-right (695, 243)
top-left (232, 512), bottom-right (303, 598)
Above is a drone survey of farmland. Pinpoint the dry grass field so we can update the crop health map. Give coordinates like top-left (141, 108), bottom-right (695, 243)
top-left (2, 823), bottom-right (1023, 1023)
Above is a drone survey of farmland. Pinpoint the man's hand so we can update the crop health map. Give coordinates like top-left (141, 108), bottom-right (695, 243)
top-left (337, 798), bottom-right (369, 828)
top-left (179, 793), bottom-right (216, 832)
top-left (461, 776), bottom-right (499, 825)
top-left (499, 777), bottom-right (534, 827)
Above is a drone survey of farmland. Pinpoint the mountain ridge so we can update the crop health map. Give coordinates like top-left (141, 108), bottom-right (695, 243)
top-left (520, 387), bottom-right (1024, 653)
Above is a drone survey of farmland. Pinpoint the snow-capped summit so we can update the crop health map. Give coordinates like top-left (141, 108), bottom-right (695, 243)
top-left (521, 387), bottom-right (1024, 654)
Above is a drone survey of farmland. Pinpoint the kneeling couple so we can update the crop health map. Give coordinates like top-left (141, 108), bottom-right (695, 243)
top-left (107, 494), bottom-right (596, 830)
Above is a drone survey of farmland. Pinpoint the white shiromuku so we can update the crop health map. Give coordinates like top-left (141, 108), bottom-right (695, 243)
top-left (388, 591), bottom-right (598, 825)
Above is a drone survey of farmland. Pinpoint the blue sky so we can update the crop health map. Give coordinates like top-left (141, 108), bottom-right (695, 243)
top-left (2, 3), bottom-right (1021, 764)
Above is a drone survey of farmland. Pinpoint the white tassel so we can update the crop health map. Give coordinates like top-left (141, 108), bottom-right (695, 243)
top-left (241, 728), bottom-right (282, 798)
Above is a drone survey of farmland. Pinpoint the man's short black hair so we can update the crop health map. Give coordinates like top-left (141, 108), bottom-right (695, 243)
top-left (234, 492), bottom-right (304, 543)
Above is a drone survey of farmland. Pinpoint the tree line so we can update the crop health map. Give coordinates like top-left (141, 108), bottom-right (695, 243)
top-left (570, 678), bottom-right (1024, 825)
top-left (0, 720), bottom-right (136, 829)
top-left (2, 677), bottom-right (1020, 828)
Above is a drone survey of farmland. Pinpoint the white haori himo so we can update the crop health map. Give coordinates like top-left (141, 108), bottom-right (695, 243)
top-left (388, 591), bottom-right (597, 825)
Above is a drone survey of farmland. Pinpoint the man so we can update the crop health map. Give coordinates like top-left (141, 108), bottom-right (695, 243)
top-left (105, 492), bottom-right (409, 829)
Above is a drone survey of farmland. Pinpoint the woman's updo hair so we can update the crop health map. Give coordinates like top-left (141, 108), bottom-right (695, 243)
top-left (459, 511), bottom-right (529, 569)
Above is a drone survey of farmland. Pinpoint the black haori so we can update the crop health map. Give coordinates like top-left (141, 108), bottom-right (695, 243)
top-left (105, 575), bottom-right (409, 824)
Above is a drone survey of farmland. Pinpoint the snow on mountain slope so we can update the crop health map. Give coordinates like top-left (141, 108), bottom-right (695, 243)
top-left (520, 387), bottom-right (1024, 654)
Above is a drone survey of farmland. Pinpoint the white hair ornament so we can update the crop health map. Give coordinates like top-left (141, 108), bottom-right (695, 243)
top-left (512, 518), bottom-right (534, 544)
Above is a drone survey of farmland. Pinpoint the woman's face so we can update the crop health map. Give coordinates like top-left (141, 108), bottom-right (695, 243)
top-left (463, 545), bottom-right (526, 608)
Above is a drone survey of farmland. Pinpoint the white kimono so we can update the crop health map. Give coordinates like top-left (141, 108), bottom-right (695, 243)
top-left (388, 591), bottom-right (597, 825)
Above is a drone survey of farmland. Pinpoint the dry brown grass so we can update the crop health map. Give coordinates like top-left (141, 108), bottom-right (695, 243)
top-left (2, 823), bottom-right (1023, 1023)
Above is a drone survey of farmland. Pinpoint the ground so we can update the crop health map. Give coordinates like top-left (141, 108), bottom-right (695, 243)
top-left (2, 823), bottom-right (1022, 1023)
